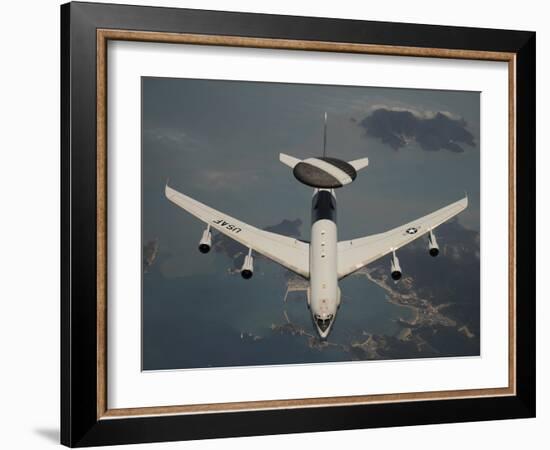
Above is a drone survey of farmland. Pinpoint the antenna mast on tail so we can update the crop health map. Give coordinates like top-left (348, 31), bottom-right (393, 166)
top-left (323, 112), bottom-right (328, 157)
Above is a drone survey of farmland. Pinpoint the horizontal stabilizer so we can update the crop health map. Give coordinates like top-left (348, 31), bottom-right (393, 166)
top-left (279, 153), bottom-right (301, 169)
top-left (348, 157), bottom-right (369, 172)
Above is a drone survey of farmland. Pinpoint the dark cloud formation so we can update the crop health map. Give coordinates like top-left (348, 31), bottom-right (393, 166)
top-left (143, 239), bottom-right (159, 272)
top-left (359, 108), bottom-right (475, 153)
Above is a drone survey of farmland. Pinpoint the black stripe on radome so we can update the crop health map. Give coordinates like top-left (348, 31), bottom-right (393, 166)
top-left (317, 157), bottom-right (357, 180)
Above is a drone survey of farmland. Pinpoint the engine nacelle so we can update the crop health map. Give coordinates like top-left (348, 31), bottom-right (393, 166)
top-left (198, 228), bottom-right (212, 253)
top-left (428, 230), bottom-right (439, 257)
top-left (241, 253), bottom-right (254, 279)
top-left (390, 252), bottom-right (402, 281)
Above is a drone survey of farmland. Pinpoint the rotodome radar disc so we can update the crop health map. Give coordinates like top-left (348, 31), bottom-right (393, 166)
top-left (292, 156), bottom-right (357, 188)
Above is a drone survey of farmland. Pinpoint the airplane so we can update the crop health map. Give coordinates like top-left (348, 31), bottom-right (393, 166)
top-left (165, 113), bottom-right (468, 339)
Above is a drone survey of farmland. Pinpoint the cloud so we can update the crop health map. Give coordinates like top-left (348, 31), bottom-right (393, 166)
top-left (195, 168), bottom-right (262, 191)
top-left (143, 239), bottom-right (159, 272)
top-left (357, 107), bottom-right (475, 152)
top-left (366, 104), bottom-right (462, 121)
top-left (144, 127), bottom-right (202, 151)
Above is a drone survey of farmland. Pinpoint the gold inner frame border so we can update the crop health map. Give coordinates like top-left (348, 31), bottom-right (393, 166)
top-left (96, 28), bottom-right (517, 420)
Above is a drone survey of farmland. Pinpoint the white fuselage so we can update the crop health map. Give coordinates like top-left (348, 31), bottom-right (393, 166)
top-left (308, 189), bottom-right (341, 338)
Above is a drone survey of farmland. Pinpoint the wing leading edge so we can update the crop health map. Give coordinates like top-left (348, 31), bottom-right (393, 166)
top-left (165, 185), bottom-right (310, 278)
top-left (337, 196), bottom-right (468, 279)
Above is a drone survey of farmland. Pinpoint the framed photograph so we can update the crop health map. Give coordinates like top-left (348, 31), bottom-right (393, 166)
top-left (61, 1), bottom-right (535, 447)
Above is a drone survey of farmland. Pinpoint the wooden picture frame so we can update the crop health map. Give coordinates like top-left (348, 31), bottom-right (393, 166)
top-left (61, 1), bottom-right (535, 446)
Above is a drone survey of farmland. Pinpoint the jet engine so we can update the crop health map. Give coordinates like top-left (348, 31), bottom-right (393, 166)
top-left (390, 251), bottom-right (402, 281)
top-left (198, 227), bottom-right (212, 253)
top-left (241, 250), bottom-right (254, 279)
top-left (428, 230), bottom-right (439, 257)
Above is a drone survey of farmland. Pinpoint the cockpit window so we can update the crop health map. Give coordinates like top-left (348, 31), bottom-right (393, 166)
top-left (315, 314), bottom-right (333, 332)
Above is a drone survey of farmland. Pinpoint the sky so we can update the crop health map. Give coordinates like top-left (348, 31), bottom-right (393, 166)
top-left (141, 77), bottom-right (480, 370)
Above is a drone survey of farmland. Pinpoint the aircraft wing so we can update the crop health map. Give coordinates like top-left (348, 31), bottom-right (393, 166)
top-left (337, 196), bottom-right (468, 279)
top-left (165, 185), bottom-right (310, 278)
